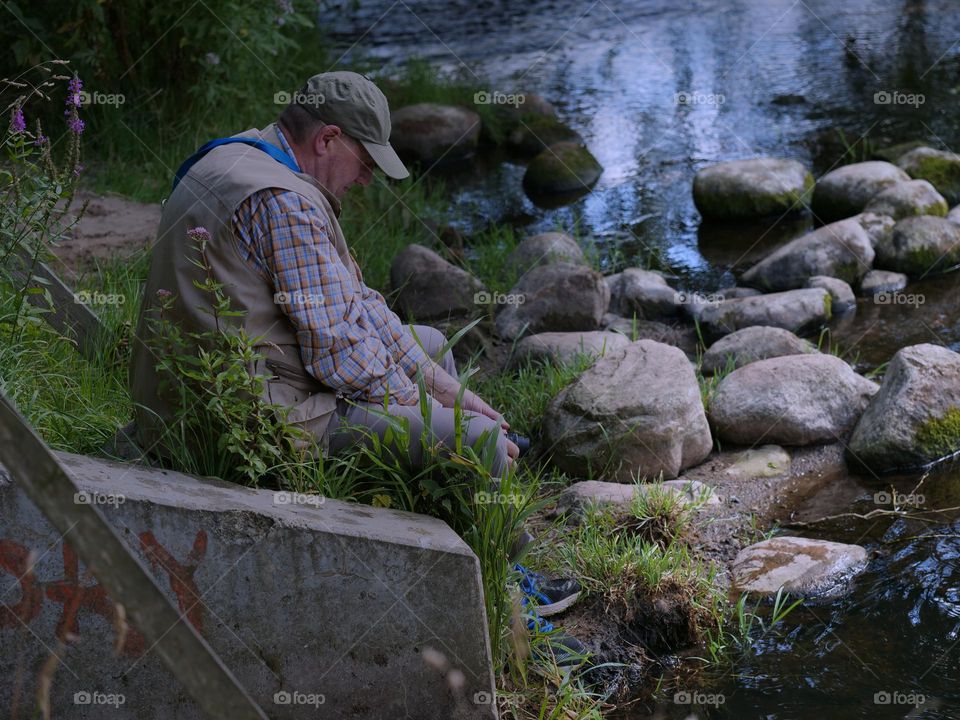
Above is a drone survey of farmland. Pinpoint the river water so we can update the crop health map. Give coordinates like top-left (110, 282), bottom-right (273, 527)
top-left (329, 1), bottom-right (960, 717)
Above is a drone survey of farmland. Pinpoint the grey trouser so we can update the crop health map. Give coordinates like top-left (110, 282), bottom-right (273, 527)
top-left (323, 325), bottom-right (510, 478)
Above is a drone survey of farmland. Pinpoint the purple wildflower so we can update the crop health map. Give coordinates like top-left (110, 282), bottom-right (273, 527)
top-left (73, 163), bottom-right (85, 177)
top-left (156, 289), bottom-right (174, 301)
top-left (10, 105), bottom-right (25, 134)
top-left (34, 133), bottom-right (48, 147)
top-left (67, 76), bottom-right (83, 108)
top-left (187, 227), bottom-right (212, 244)
top-left (67, 116), bottom-right (85, 135)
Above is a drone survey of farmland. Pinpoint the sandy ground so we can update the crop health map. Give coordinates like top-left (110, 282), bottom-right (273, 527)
top-left (51, 190), bottom-right (161, 278)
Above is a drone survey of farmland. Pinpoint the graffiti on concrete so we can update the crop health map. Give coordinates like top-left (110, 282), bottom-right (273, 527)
top-left (0, 530), bottom-right (207, 656)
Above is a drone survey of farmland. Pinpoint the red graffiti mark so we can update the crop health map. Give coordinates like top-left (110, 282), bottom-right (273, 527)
top-left (0, 539), bottom-right (43, 628)
top-left (139, 530), bottom-right (207, 632)
top-left (0, 531), bottom-right (207, 656)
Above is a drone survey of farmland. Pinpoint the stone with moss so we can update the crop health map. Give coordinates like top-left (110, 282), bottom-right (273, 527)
top-left (740, 218), bottom-right (874, 291)
top-left (873, 215), bottom-right (960, 278)
top-left (696, 287), bottom-right (832, 341)
top-left (390, 103), bottom-right (481, 164)
top-left (896, 146), bottom-right (960, 205)
top-left (693, 157), bottom-right (814, 220)
top-left (812, 161), bottom-right (910, 221)
top-left (848, 344), bottom-right (960, 473)
top-left (523, 141), bottom-right (602, 196)
top-left (871, 140), bottom-right (930, 164)
top-left (863, 179), bottom-right (948, 220)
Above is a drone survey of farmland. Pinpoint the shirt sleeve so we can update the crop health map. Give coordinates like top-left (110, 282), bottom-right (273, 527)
top-left (358, 283), bottom-right (434, 381)
top-left (233, 189), bottom-right (419, 405)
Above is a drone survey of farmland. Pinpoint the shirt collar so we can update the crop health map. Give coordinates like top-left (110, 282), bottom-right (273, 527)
top-left (274, 125), bottom-right (301, 172)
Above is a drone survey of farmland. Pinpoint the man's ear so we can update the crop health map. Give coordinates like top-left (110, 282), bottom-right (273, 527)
top-left (312, 124), bottom-right (342, 157)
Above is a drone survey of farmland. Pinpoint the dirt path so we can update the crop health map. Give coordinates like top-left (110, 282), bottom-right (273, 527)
top-left (52, 190), bottom-right (161, 278)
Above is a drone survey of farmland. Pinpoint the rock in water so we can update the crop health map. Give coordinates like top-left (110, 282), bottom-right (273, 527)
top-left (696, 288), bottom-right (832, 340)
top-left (732, 537), bottom-right (868, 599)
top-left (812, 161), bottom-right (910, 221)
top-left (543, 340), bottom-right (713, 481)
top-left (693, 157), bottom-right (813, 220)
top-left (863, 179), bottom-right (948, 219)
top-left (858, 269), bottom-right (908, 296)
top-left (847, 344), bottom-right (960, 473)
top-left (701, 326), bottom-right (816, 375)
top-left (390, 244), bottom-right (485, 321)
top-left (523, 141), bottom-right (602, 196)
top-left (708, 354), bottom-right (878, 445)
top-left (494, 262), bottom-right (609, 340)
top-left (740, 218), bottom-right (874, 291)
top-left (873, 215), bottom-right (960, 278)
top-left (390, 103), bottom-right (481, 164)
top-left (806, 276), bottom-right (856, 313)
top-left (896, 146), bottom-right (960, 205)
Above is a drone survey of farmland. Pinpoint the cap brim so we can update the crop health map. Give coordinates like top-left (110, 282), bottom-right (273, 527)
top-left (362, 140), bottom-right (409, 180)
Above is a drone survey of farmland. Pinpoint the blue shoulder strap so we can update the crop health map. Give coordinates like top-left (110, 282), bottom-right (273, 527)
top-left (172, 137), bottom-right (300, 191)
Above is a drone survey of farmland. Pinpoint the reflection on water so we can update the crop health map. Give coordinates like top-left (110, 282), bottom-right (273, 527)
top-left (328, 1), bottom-right (960, 716)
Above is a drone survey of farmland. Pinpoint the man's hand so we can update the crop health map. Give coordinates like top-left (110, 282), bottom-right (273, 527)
top-left (460, 389), bottom-right (509, 431)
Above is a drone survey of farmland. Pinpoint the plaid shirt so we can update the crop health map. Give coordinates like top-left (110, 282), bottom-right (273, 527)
top-left (231, 127), bottom-right (429, 405)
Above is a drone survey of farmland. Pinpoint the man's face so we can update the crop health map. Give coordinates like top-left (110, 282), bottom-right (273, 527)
top-left (325, 132), bottom-right (376, 198)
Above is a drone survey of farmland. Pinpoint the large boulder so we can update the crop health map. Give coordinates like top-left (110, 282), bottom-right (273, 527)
top-left (390, 244), bottom-right (485, 321)
top-left (708, 354), bottom-right (878, 445)
top-left (812, 161), bottom-right (910, 221)
top-left (494, 262), bottom-right (609, 340)
top-left (523, 141), bottom-right (602, 196)
top-left (507, 330), bottom-right (629, 369)
top-left (740, 218), bottom-right (874, 290)
top-left (543, 340), bottom-right (713, 481)
top-left (696, 288), bottom-right (832, 340)
top-left (855, 211), bottom-right (897, 248)
top-left (863, 179), bottom-right (948, 219)
top-left (806, 275), bottom-right (856, 313)
top-left (605, 268), bottom-right (679, 319)
top-left (692, 157), bottom-right (813, 219)
top-left (732, 537), bottom-right (868, 599)
top-left (507, 232), bottom-right (585, 274)
top-left (701, 326), bottom-right (816, 375)
top-left (390, 103), bottom-right (481, 164)
top-left (874, 215), bottom-right (960, 277)
top-left (896, 146), bottom-right (960, 205)
top-left (847, 344), bottom-right (960, 473)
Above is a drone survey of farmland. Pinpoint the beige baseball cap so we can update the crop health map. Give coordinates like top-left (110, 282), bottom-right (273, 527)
top-left (293, 71), bottom-right (409, 180)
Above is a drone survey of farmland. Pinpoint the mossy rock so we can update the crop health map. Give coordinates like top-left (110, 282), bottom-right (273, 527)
top-left (812, 161), bottom-right (910, 221)
top-left (506, 114), bottom-right (582, 156)
top-left (693, 157), bottom-right (814, 220)
top-left (874, 215), bottom-right (960, 277)
top-left (896, 147), bottom-right (960, 205)
top-left (863, 179), bottom-right (948, 220)
top-left (523, 141), bottom-right (602, 197)
top-left (916, 408), bottom-right (960, 458)
top-left (871, 140), bottom-right (929, 164)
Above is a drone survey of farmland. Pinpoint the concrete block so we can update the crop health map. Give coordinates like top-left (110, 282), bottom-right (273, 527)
top-left (0, 452), bottom-right (496, 719)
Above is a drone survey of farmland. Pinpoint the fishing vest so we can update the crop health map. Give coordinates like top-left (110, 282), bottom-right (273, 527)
top-left (129, 123), bottom-right (354, 457)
